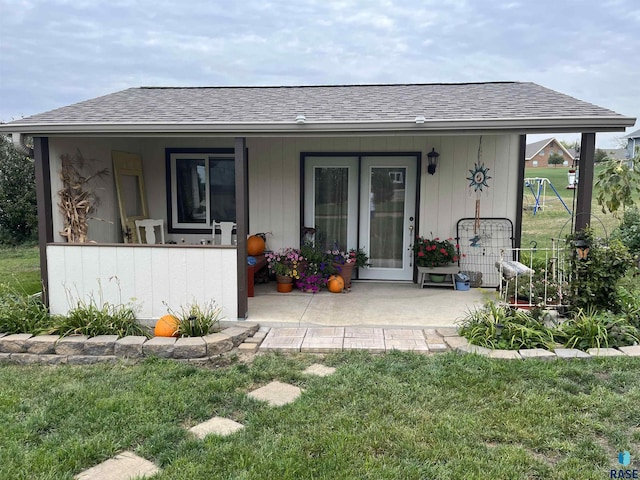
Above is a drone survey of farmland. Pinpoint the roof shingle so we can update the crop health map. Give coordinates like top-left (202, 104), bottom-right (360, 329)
top-left (6, 82), bottom-right (629, 126)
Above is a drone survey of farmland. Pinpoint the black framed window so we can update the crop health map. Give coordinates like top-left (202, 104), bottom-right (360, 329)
top-left (166, 148), bottom-right (235, 232)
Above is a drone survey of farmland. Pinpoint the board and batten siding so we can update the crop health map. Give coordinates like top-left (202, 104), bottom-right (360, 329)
top-left (46, 244), bottom-right (238, 320)
top-left (48, 134), bottom-right (519, 249)
top-left (246, 135), bottom-right (521, 250)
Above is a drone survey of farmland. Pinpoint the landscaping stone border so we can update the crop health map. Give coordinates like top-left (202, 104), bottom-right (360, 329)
top-left (0, 323), bottom-right (260, 365)
top-left (437, 329), bottom-right (640, 360)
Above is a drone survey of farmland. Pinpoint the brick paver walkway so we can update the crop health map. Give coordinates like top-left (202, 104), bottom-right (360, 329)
top-left (260, 327), bottom-right (450, 354)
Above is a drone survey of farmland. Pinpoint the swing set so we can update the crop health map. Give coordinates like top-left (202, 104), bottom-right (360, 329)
top-left (524, 177), bottom-right (572, 216)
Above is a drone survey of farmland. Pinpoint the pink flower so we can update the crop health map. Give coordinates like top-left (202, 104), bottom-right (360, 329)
top-left (418, 251), bottom-right (424, 257)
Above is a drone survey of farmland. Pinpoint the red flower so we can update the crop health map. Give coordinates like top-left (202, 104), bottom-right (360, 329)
top-left (440, 248), bottom-right (446, 254)
top-left (418, 251), bottom-right (424, 257)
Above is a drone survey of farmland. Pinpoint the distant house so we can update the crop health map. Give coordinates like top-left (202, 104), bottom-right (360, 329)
top-left (624, 128), bottom-right (640, 160)
top-left (525, 138), bottom-right (575, 167)
top-left (603, 148), bottom-right (628, 161)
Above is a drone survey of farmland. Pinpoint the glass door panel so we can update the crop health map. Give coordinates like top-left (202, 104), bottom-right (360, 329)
top-left (304, 157), bottom-right (358, 252)
top-left (359, 157), bottom-right (416, 281)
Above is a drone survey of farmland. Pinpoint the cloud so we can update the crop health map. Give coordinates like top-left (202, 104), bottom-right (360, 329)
top-left (0, 0), bottom-right (638, 144)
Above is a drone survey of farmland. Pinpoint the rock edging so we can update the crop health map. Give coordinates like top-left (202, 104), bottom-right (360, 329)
top-left (0, 324), bottom-right (261, 365)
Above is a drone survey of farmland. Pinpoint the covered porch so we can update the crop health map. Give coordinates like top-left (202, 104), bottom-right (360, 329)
top-left (249, 281), bottom-right (490, 327)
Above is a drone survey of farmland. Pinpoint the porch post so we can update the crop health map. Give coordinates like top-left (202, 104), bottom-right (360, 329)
top-left (33, 137), bottom-right (53, 306)
top-left (575, 132), bottom-right (595, 232)
top-left (235, 137), bottom-right (248, 319)
top-left (513, 134), bottom-right (527, 249)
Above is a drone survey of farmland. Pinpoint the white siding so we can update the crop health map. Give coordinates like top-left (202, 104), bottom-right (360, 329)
top-left (246, 134), bottom-right (520, 249)
top-left (46, 244), bottom-right (238, 320)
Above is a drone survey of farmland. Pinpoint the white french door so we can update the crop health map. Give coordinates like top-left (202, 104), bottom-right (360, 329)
top-left (358, 156), bottom-right (416, 281)
top-left (304, 154), bottom-right (417, 281)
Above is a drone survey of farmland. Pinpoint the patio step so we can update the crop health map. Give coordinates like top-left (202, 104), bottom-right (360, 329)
top-left (259, 327), bottom-right (451, 354)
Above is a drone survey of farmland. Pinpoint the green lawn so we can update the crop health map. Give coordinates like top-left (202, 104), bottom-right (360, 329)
top-left (521, 166), bottom-right (625, 249)
top-left (0, 245), bottom-right (41, 295)
top-left (1, 353), bottom-right (639, 479)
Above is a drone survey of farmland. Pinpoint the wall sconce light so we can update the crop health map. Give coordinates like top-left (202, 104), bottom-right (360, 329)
top-left (574, 239), bottom-right (590, 260)
top-left (427, 148), bottom-right (440, 175)
top-left (295, 114), bottom-right (306, 124)
top-left (415, 115), bottom-right (426, 124)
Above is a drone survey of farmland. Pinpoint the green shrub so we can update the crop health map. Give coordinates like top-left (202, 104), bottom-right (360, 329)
top-left (612, 207), bottom-right (640, 258)
top-left (566, 228), bottom-right (632, 312)
top-left (50, 295), bottom-right (147, 338)
top-left (0, 284), bottom-right (51, 334)
top-left (616, 285), bottom-right (640, 330)
top-left (556, 308), bottom-right (639, 350)
top-left (459, 301), bottom-right (555, 350)
top-left (168, 299), bottom-right (222, 337)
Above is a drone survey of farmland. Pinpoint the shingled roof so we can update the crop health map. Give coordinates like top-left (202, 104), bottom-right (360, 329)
top-left (1, 82), bottom-right (635, 135)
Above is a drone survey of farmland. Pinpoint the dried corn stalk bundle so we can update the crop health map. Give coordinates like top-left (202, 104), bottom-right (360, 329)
top-left (58, 151), bottom-right (108, 243)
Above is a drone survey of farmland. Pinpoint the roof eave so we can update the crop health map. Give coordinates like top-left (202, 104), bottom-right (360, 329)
top-left (1, 116), bottom-right (635, 136)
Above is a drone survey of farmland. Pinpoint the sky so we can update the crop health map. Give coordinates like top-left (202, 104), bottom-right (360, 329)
top-left (0, 0), bottom-right (638, 148)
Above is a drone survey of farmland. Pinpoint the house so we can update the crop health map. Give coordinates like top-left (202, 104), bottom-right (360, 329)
top-left (0, 82), bottom-right (635, 321)
top-left (624, 128), bottom-right (640, 160)
top-left (525, 138), bottom-right (575, 167)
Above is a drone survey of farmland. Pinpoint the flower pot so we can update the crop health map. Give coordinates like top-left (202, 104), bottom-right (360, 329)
top-left (333, 262), bottom-right (355, 289)
top-left (429, 273), bottom-right (446, 283)
top-left (276, 274), bottom-right (293, 293)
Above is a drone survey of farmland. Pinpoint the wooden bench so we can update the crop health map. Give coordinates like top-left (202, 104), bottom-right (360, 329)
top-left (247, 254), bottom-right (268, 297)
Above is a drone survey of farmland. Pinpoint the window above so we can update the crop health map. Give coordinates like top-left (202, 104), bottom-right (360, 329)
top-left (166, 148), bottom-right (235, 233)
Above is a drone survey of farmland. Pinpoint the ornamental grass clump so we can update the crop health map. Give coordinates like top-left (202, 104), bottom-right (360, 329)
top-left (50, 295), bottom-right (147, 338)
top-left (459, 301), bottom-right (555, 350)
top-left (413, 235), bottom-right (459, 267)
top-left (0, 284), bottom-right (52, 335)
top-left (168, 299), bottom-right (222, 337)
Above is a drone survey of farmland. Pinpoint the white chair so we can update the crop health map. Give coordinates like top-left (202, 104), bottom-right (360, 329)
top-left (135, 219), bottom-right (165, 244)
top-left (212, 221), bottom-right (236, 245)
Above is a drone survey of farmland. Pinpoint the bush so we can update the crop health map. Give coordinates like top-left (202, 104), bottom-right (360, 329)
top-left (616, 285), bottom-right (640, 330)
top-left (49, 295), bottom-right (147, 338)
top-left (556, 308), bottom-right (639, 349)
top-left (566, 229), bottom-right (632, 313)
top-left (612, 207), bottom-right (640, 258)
top-left (459, 301), bottom-right (555, 350)
top-left (0, 284), bottom-right (51, 334)
top-left (0, 135), bottom-right (37, 244)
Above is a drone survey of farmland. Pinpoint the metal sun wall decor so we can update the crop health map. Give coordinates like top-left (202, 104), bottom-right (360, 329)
top-left (467, 137), bottom-right (492, 233)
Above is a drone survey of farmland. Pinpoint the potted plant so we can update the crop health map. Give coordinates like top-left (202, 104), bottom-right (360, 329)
top-left (265, 247), bottom-right (304, 293)
top-left (327, 246), bottom-right (370, 289)
top-left (413, 235), bottom-right (460, 282)
top-left (296, 264), bottom-right (329, 293)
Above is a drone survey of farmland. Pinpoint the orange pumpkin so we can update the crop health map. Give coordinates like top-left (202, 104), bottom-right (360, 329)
top-left (154, 314), bottom-right (180, 337)
top-left (247, 235), bottom-right (266, 256)
top-left (327, 275), bottom-right (345, 293)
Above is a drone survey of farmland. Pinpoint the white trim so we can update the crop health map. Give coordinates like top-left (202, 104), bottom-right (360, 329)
top-left (2, 116), bottom-right (635, 135)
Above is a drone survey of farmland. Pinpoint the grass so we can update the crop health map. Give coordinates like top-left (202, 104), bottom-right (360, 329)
top-left (521, 166), bottom-right (628, 249)
top-left (1, 352), bottom-right (638, 479)
top-left (0, 244), bottom-right (40, 295)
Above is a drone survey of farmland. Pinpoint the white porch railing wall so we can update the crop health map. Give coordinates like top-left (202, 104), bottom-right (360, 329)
top-left (46, 244), bottom-right (238, 320)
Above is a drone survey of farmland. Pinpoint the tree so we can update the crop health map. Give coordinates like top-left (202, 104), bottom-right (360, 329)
top-left (547, 152), bottom-right (564, 167)
top-left (594, 148), bottom-right (610, 164)
top-left (595, 151), bottom-right (640, 217)
top-left (560, 139), bottom-right (579, 150)
top-left (0, 135), bottom-right (38, 244)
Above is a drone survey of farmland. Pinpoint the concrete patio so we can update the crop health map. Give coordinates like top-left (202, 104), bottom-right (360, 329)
top-left (247, 281), bottom-right (494, 328)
